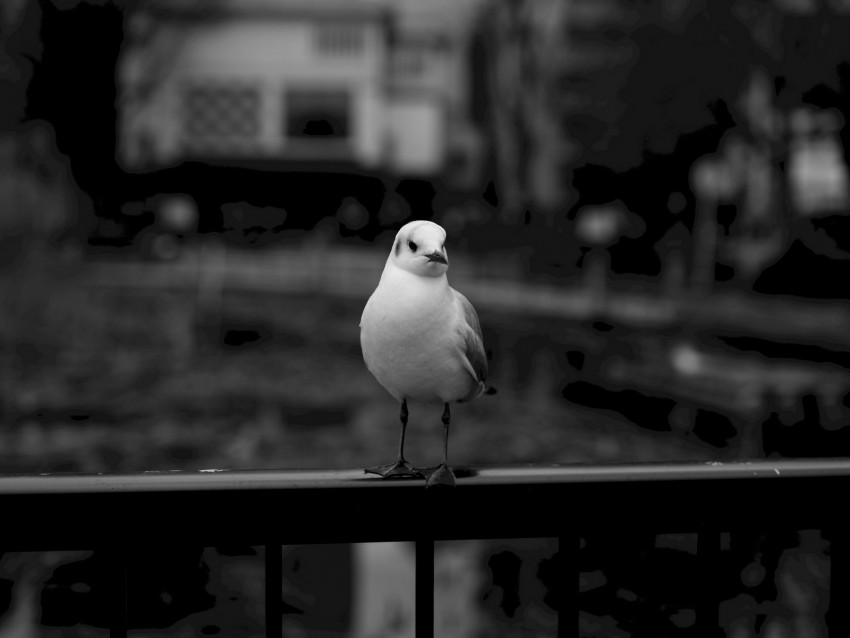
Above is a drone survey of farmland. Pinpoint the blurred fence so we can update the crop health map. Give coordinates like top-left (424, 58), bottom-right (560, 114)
top-left (1, 460), bottom-right (849, 637)
top-left (3, 243), bottom-right (849, 471)
top-left (80, 243), bottom-right (850, 347)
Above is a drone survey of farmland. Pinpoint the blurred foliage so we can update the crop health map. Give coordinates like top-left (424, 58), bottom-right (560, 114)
top-left (473, 0), bottom-right (850, 207)
top-left (471, 0), bottom-right (850, 295)
top-left (0, 253), bottom-right (720, 474)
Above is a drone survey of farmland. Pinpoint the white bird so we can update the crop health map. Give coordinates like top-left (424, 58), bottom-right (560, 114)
top-left (360, 220), bottom-right (492, 488)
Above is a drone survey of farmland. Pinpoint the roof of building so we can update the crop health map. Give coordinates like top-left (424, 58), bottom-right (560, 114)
top-left (141, 0), bottom-right (486, 34)
top-left (143, 0), bottom-right (393, 22)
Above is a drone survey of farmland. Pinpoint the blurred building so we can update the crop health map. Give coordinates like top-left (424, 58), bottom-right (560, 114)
top-left (117, 0), bottom-right (484, 181)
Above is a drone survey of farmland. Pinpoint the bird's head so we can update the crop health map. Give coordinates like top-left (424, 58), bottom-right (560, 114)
top-left (390, 220), bottom-right (449, 278)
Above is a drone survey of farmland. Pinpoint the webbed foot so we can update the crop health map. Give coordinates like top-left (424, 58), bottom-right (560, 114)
top-left (364, 460), bottom-right (423, 480)
top-left (418, 463), bottom-right (456, 488)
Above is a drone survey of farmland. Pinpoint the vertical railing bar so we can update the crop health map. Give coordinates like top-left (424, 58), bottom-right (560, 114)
top-left (108, 545), bottom-right (128, 638)
top-left (696, 526), bottom-right (722, 637)
top-left (265, 542), bottom-right (283, 638)
top-left (558, 533), bottom-right (580, 638)
top-left (827, 524), bottom-right (850, 636)
top-left (415, 539), bottom-right (435, 638)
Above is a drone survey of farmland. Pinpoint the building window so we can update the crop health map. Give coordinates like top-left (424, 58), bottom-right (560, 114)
top-left (286, 89), bottom-right (350, 139)
top-left (182, 82), bottom-right (260, 150)
top-left (395, 47), bottom-right (428, 77)
top-left (314, 23), bottom-right (364, 57)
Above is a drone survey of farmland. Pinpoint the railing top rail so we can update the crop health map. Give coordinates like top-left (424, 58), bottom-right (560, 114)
top-left (3, 461), bottom-right (849, 549)
top-left (2, 460), bottom-right (850, 494)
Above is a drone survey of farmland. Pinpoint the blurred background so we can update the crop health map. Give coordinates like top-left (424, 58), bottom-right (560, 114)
top-left (1, 0), bottom-right (849, 635)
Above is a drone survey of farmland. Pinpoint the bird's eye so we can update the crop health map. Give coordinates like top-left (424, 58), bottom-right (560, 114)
top-left (408, 241), bottom-right (418, 252)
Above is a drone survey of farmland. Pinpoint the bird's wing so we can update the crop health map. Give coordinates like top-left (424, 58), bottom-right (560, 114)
top-left (453, 289), bottom-right (488, 384)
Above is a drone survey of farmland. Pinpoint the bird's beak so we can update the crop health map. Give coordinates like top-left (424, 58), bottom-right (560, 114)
top-left (426, 251), bottom-right (447, 265)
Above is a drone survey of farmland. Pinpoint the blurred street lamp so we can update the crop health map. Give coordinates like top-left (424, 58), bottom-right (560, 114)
top-left (575, 204), bottom-right (625, 247)
top-left (575, 203), bottom-right (627, 301)
top-left (690, 155), bottom-right (739, 295)
top-left (140, 193), bottom-right (200, 260)
top-left (157, 193), bottom-right (199, 235)
top-left (337, 196), bottom-right (369, 232)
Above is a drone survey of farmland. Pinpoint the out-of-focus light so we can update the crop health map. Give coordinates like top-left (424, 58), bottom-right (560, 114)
top-left (158, 194), bottom-right (199, 234)
top-left (691, 156), bottom-right (738, 201)
top-left (788, 107), bottom-right (849, 215)
top-left (575, 205), bottom-right (624, 246)
top-left (337, 197), bottom-right (369, 231)
top-left (670, 342), bottom-right (703, 376)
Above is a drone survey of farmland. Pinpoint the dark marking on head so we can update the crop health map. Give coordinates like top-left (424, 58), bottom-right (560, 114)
top-left (395, 239), bottom-right (402, 257)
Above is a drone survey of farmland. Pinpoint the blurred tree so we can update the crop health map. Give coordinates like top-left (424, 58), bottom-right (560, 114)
top-left (0, 0), bottom-right (41, 129)
top-left (24, 0), bottom-right (124, 211)
top-left (472, 0), bottom-right (850, 288)
top-left (471, 0), bottom-right (576, 224)
top-left (470, 0), bottom-right (751, 277)
top-left (117, 0), bottom-right (226, 170)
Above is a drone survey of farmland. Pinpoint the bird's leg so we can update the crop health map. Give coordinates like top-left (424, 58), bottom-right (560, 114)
top-left (397, 398), bottom-right (410, 463)
top-left (422, 403), bottom-right (456, 488)
top-left (365, 399), bottom-right (422, 479)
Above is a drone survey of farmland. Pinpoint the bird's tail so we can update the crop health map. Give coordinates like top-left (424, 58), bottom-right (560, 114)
top-left (461, 383), bottom-right (497, 403)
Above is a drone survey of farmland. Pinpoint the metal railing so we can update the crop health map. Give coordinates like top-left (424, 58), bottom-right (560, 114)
top-left (2, 460), bottom-right (850, 637)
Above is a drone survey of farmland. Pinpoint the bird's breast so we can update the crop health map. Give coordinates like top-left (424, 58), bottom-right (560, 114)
top-left (360, 281), bottom-right (473, 403)
top-left (361, 286), bottom-right (452, 358)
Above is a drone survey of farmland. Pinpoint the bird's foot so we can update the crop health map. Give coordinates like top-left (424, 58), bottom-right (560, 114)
top-left (418, 463), bottom-right (456, 488)
top-left (364, 460), bottom-right (423, 480)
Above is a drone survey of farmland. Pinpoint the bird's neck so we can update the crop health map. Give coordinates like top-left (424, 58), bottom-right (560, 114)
top-left (379, 264), bottom-right (450, 303)
top-left (381, 262), bottom-right (445, 285)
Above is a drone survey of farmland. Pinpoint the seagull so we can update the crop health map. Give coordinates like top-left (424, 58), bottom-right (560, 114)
top-left (360, 220), bottom-right (492, 488)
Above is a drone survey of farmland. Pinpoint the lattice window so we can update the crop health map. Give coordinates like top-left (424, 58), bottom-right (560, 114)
top-left (182, 81), bottom-right (261, 152)
top-left (314, 23), bottom-right (364, 57)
